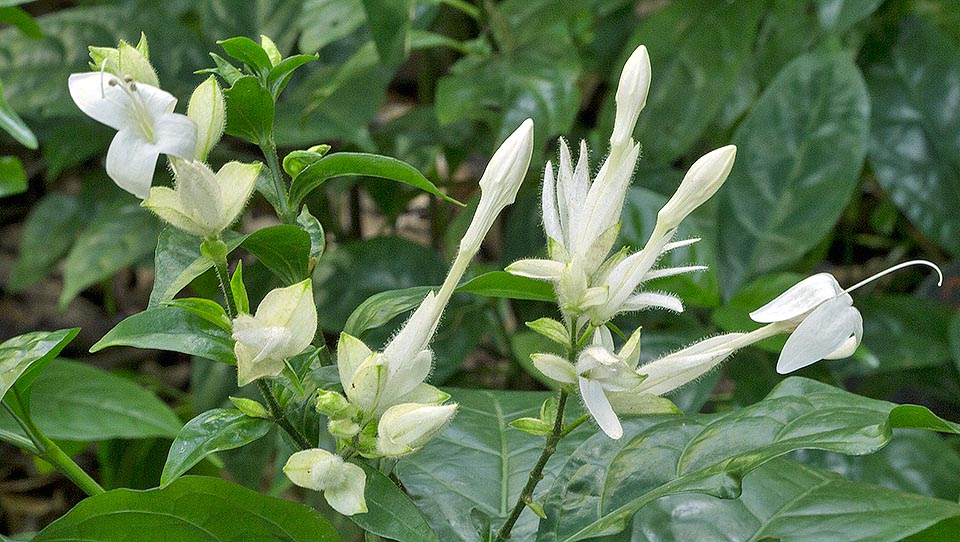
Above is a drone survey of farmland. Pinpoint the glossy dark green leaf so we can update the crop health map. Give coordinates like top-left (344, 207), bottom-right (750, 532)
top-left (33, 476), bottom-right (339, 541)
top-left (854, 295), bottom-right (952, 372)
top-left (242, 224), bottom-right (311, 285)
top-left (397, 389), bottom-right (589, 542)
top-left (457, 271), bottom-right (556, 303)
top-left (163, 298), bottom-right (232, 332)
top-left (0, 155), bottom-right (26, 197)
top-left (149, 228), bottom-right (246, 307)
top-left (362, 0), bottom-right (413, 65)
top-left (160, 408), bottom-right (272, 487)
top-left (288, 152), bottom-right (461, 210)
top-left (296, 206), bottom-right (325, 261)
top-left (91, 305), bottom-right (236, 365)
top-left (344, 286), bottom-right (434, 338)
top-left (218, 36), bottom-right (273, 74)
top-left (609, 0), bottom-right (764, 164)
top-left (0, 328), bottom-right (78, 402)
top-left (352, 462), bottom-right (439, 542)
top-left (0, 360), bottom-right (182, 441)
top-left (0, 79), bottom-right (36, 148)
top-left (627, 457), bottom-right (960, 542)
top-left (60, 203), bottom-right (163, 309)
top-left (717, 51), bottom-right (870, 295)
top-left (537, 377), bottom-right (960, 541)
top-left (224, 75), bottom-right (275, 145)
top-left (8, 194), bottom-right (84, 292)
top-left (866, 17), bottom-right (960, 257)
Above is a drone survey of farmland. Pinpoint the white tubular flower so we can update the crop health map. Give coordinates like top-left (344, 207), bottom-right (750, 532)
top-left (284, 449), bottom-right (367, 516)
top-left (232, 279), bottom-right (317, 386)
top-left (142, 159), bottom-right (260, 238)
top-left (68, 72), bottom-right (197, 199)
top-left (750, 260), bottom-right (943, 374)
top-left (657, 145), bottom-right (736, 231)
top-left (459, 118), bottom-right (534, 254)
top-left (611, 45), bottom-right (651, 148)
top-left (377, 403), bottom-right (457, 457)
top-left (628, 333), bottom-right (747, 397)
top-left (574, 327), bottom-right (645, 439)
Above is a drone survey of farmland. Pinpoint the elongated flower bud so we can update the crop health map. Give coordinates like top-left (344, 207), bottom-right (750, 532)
top-left (188, 76), bottom-right (225, 161)
top-left (658, 145), bottom-right (736, 231)
top-left (611, 45), bottom-right (651, 148)
top-left (377, 403), bottom-right (457, 457)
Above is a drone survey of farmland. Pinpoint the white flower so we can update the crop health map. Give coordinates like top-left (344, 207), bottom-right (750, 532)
top-left (142, 159), bottom-right (259, 238)
top-left (68, 72), bottom-right (197, 199)
top-left (657, 145), bottom-right (736, 231)
top-left (611, 45), bottom-right (651, 148)
top-left (232, 279), bottom-right (317, 386)
top-left (284, 449), bottom-right (367, 515)
top-left (377, 403), bottom-right (457, 457)
top-left (750, 260), bottom-right (943, 374)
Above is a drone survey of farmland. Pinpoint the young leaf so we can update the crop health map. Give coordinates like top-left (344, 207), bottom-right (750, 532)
top-left (241, 224), bottom-right (311, 285)
top-left (344, 285), bottom-right (434, 338)
top-left (266, 54), bottom-right (318, 97)
top-left (160, 409), bottom-right (272, 487)
top-left (283, 146), bottom-right (330, 178)
top-left (162, 298), bottom-right (232, 332)
top-left (296, 206), bottom-right (325, 261)
top-left (230, 261), bottom-right (250, 315)
top-left (218, 36), bottom-right (274, 75)
top-left (223, 76), bottom-right (275, 145)
top-left (509, 417), bottom-right (553, 436)
top-left (526, 318), bottom-right (569, 346)
top-left (457, 271), bottom-right (556, 302)
top-left (0, 329), bottom-right (79, 402)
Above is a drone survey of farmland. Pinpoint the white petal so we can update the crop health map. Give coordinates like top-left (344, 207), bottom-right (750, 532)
top-left (750, 273), bottom-right (844, 323)
top-left (383, 291), bottom-right (441, 366)
top-left (823, 334), bottom-right (859, 360)
top-left (68, 72), bottom-right (137, 131)
top-left (153, 112), bottom-right (198, 160)
top-left (105, 130), bottom-right (160, 198)
top-left (541, 161), bottom-right (563, 245)
top-left (579, 286), bottom-right (609, 308)
top-left (532, 353), bottom-right (577, 384)
top-left (662, 237), bottom-right (700, 252)
top-left (337, 333), bottom-right (372, 390)
top-left (776, 294), bottom-right (860, 374)
top-left (643, 265), bottom-right (708, 281)
top-left (324, 462), bottom-right (368, 516)
top-left (579, 377), bottom-right (622, 439)
top-left (621, 292), bottom-right (683, 313)
top-left (393, 382), bottom-right (450, 405)
top-left (506, 259), bottom-right (564, 281)
top-left (216, 161), bottom-right (261, 228)
top-left (388, 349), bottom-right (432, 402)
top-left (131, 79), bottom-right (179, 116)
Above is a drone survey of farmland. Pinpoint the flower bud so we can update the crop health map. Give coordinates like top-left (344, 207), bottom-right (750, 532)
top-left (231, 279), bottom-right (317, 386)
top-left (328, 417), bottom-right (361, 438)
top-left (611, 45), bottom-right (651, 148)
top-left (89, 33), bottom-right (159, 87)
top-left (459, 119), bottom-right (534, 254)
top-left (284, 448), bottom-right (367, 515)
top-left (188, 76), bottom-right (225, 161)
top-left (315, 389), bottom-right (355, 419)
top-left (377, 403), bottom-right (457, 457)
top-left (658, 145), bottom-right (736, 231)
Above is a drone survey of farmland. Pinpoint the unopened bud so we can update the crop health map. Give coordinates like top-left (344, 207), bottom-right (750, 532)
top-left (328, 417), bottom-right (361, 438)
top-left (611, 45), bottom-right (651, 147)
top-left (284, 448), bottom-right (367, 515)
top-left (188, 76), bottom-right (225, 161)
top-left (658, 145), bottom-right (736, 231)
top-left (315, 389), bottom-right (355, 419)
top-left (377, 403), bottom-right (457, 457)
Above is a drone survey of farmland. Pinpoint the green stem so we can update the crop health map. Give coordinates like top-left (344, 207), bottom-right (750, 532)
top-left (260, 137), bottom-right (291, 222)
top-left (4, 393), bottom-right (104, 496)
top-left (257, 379), bottom-right (313, 450)
top-left (495, 390), bottom-right (569, 542)
top-left (210, 252), bottom-right (237, 319)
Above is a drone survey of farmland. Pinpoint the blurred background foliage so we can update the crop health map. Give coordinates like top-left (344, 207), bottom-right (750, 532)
top-left (2, 0), bottom-right (960, 535)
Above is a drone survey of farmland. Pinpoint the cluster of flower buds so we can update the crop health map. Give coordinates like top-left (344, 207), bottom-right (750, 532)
top-left (69, 35), bottom-right (257, 240)
top-left (284, 119), bottom-right (535, 515)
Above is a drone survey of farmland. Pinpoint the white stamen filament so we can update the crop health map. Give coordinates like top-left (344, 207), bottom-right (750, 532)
top-left (843, 259), bottom-right (943, 294)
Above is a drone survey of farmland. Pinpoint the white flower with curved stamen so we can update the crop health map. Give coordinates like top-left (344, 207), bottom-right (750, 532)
top-left (283, 449), bottom-right (367, 516)
top-left (68, 72), bottom-right (197, 199)
top-left (751, 260), bottom-right (943, 374)
top-left (232, 279), bottom-right (317, 386)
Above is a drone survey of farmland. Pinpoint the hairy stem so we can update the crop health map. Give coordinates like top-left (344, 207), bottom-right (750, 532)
top-left (257, 379), bottom-right (313, 450)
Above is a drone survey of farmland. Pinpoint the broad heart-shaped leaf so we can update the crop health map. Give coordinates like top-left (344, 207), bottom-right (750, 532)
top-left (242, 224), bottom-right (311, 285)
top-left (536, 377), bottom-right (960, 542)
top-left (344, 285), bottom-right (435, 338)
top-left (91, 305), bottom-right (235, 365)
top-left (32, 476), bottom-right (339, 542)
top-left (224, 75), bottom-right (275, 145)
top-left (150, 228), bottom-right (245, 307)
top-left (160, 408), bottom-right (271, 487)
top-left (866, 17), bottom-right (960, 257)
top-left (600, 0), bottom-right (763, 165)
top-left (397, 389), bottom-right (590, 542)
top-left (717, 51), bottom-right (870, 296)
top-left (0, 360), bottom-right (182, 441)
top-left (0, 328), bottom-right (78, 402)
top-left (457, 271), bottom-right (556, 302)
top-left (60, 203), bottom-right (164, 309)
top-left (627, 457), bottom-right (960, 542)
top-left (352, 462), bottom-right (439, 542)
top-left (288, 152), bottom-right (462, 210)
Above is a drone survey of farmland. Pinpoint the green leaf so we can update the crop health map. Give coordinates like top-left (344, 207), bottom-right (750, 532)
top-left (362, 0), bottom-right (413, 65)
top-left (33, 476), bottom-right (339, 541)
top-left (298, 0), bottom-right (365, 53)
top-left (162, 298), bottom-right (232, 332)
top-left (866, 17), bottom-right (960, 257)
top-left (717, 51), bottom-right (870, 295)
top-left (283, 147), bottom-right (329, 178)
top-left (0, 79), bottom-right (36, 148)
top-left (457, 271), bottom-right (556, 302)
top-left (223, 75), bottom-right (275, 145)
top-left (0, 360), bottom-right (182, 441)
top-left (296, 206), bottom-right (325, 261)
top-left (950, 310), bottom-right (960, 375)
top-left (397, 389), bottom-right (589, 542)
top-left (241, 224), bottom-right (311, 285)
top-left (160, 408), bottom-right (272, 487)
top-left (352, 462), bottom-right (440, 542)
top-left (609, 0), bottom-right (764, 164)
top-left (344, 286), bottom-right (434, 338)
top-left (91, 305), bottom-right (236, 365)
top-left (8, 194), bottom-right (84, 293)
top-left (509, 417), bottom-right (553, 436)
top-left (218, 36), bottom-right (274, 74)
top-left (60, 203), bottom-right (163, 309)
top-left (0, 329), bottom-right (78, 402)
top-left (0, 6), bottom-right (39, 38)
top-left (0, 155), bottom-right (27, 197)
top-left (288, 152), bottom-right (462, 210)
top-left (230, 261), bottom-right (250, 315)
top-left (537, 377), bottom-right (960, 541)
top-left (149, 228), bottom-right (246, 308)
top-left (266, 53), bottom-right (317, 97)
top-left (526, 318), bottom-right (569, 347)
top-left (853, 295), bottom-right (953, 373)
